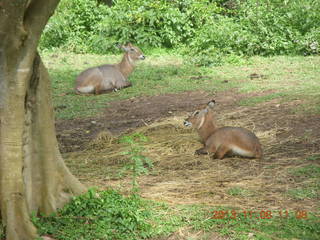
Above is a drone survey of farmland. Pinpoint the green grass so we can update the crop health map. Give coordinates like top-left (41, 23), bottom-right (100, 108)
top-left (289, 165), bottom-right (320, 178)
top-left (287, 187), bottom-right (319, 200)
top-left (287, 164), bottom-right (320, 200)
top-left (46, 52), bottom-right (216, 119)
top-left (239, 92), bottom-right (287, 106)
top-left (32, 189), bottom-right (320, 240)
top-left (42, 50), bottom-right (320, 119)
top-left (35, 51), bottom-right (320, 239)
top-left (227, 187), bottom-right (253, 197)
top-left (307, 154), bottom-right (320, 162)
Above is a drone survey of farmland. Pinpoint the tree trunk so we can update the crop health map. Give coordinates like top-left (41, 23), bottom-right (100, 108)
top-left (0, 1), bottom-right (86, 239)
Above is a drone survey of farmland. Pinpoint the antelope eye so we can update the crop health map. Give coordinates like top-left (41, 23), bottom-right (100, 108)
top-left (194, 111), bottom-right (200, 116)
top-left (130, 48), bottom-right (136, 52)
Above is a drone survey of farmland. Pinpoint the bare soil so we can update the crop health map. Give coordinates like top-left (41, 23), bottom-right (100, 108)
top-left (56, 90), bottom-right (276, 153)
top-left (56, 91), bottom-right (215, 152)
top-left (56, 90), bottom-right (320, 218)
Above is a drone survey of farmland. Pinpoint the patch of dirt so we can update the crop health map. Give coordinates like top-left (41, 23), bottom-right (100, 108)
top-left (56, 90), bottom-right (242, 153)
top-left (59, 90), bottom-right (320, 217)
top-left (57, 90), bottom-right (283, 153)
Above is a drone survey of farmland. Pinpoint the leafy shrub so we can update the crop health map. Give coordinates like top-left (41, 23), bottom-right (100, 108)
top-left (33, 189), bottom-right (153, 240)
top-left (90, 0), bottom-right (223, 52)
top-left (41, 0), bottom-right (320, 58)
top-left (185, 0), bottom-right (320, 65)
top-left (237, 0), bottom-right (320, 55)
top-left (40, 0), bottom-right (109, 53)
top-left (41, 0), bottom-right (223, 53)
top-left (119, 133), bottom-right (153, 193)
top-left (186, 16), bottom-right (256, 66)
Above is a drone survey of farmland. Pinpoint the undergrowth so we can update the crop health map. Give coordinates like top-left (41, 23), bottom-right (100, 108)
top-left (31, 189), bottom-right (320, 240)
top-left (119, 133), bottom-right (153, 193)
top-left (32, 189), bottom-right (153, 240)
top-left (41, 0), bottom-right (320, 66)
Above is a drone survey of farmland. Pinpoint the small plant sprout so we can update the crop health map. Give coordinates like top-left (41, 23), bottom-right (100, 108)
top-left (120, 133), bottom-right (153, 193)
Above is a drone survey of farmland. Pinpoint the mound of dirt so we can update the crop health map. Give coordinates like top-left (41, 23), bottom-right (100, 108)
top-left (56, 91), bottom-right (216, 153)
top-left (56, 90), bottom-right (274, 153)
top-left (57, 89), bottom-right (320, 214)
top-left (63, 95), bottom-right (320, 213)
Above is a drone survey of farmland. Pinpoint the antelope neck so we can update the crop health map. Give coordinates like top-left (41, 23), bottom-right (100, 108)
top-left (117, 53), bottom-right (135, 79)
top-left (198, 118), bottom-right (218, 143)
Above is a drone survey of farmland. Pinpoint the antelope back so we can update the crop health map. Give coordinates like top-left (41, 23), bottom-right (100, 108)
top-left (75, 43), bottom-right (145, 94)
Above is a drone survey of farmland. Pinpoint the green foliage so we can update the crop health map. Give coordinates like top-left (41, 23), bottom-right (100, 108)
top-left (41, 0), bottom-right (320, 61)
top-left (96, 0), bottom-right (192, 49)
top-left (32, 189), bottom-right (153, 240)
top-left (187, 0), bottom-right (320, 65)
top-left (32, 193), bottom-right (320, 240)
top-left (119, 133), bottom-right (153, 192)
top-left (186, 15), bottom-right (254, 66)
top-left (237, 0), bottom-right (320, 56)
top-left (40, 0), bottom-right (109, 53)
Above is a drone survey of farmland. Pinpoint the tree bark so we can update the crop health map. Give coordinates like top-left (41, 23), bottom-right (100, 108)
top-left (0, 1), bottom-right (86, 239)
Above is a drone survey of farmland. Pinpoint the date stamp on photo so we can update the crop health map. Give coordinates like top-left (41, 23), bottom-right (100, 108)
top-left (211, 209), bottom-right (309, 220)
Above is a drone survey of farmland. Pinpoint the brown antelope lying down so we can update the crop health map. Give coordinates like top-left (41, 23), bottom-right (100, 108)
top-left (75, 43), bottom-right (145, 94)
top-left (184, 100), bottom-right (263, 159)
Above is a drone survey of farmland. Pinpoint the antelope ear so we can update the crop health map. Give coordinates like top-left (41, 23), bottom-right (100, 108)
top-left (118, 44), bottom-right (131, 52)
top-left (207, 100), bottom-right (216, 109)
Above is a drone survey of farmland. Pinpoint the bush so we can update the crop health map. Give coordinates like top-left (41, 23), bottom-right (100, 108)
top-left (187, 16), bottom-right (257, 66)
top-left (40, 0), bottom-right (320, 58)
top-left (41, 0), bottom-right (223, 53)
top-left (236, 0), bottom-right (320, 55)
top-left (75, 0), bottom-right (224, 53)
top-left (33, 189), bottom-right (153, 240)
top-left (40, 0), bottom-right (109, 53)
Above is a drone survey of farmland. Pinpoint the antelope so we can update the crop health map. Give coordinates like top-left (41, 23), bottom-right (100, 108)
top-left (184, 100), bottom-right (262, 159)
top-left (75, 43), bottom-right (145, 94)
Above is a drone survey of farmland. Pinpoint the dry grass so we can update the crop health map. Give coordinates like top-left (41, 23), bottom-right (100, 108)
top-left (64, 101), bottom-right (320, 214)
